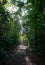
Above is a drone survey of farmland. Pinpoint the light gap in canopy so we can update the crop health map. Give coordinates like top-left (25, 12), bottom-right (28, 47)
top-left (16, 0), bottom-right (27, 3)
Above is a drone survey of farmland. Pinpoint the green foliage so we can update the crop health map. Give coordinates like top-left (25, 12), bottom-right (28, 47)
top-left (1, 0), bottom-right (45, 64)
top-left (0, 0), bottom-right (7, 5)
top-left (0, 3), bottom-right (10, 65)
top-left (23, 0), bottom-right (45, 57)
top-left (0, 1), bottom-right (21, 64)
top-left (0, 4), bottom-right (10, 44)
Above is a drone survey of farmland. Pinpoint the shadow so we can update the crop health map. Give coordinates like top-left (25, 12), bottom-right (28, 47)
top-left (5, 49), bottom-right (27, 65)
top-left (5, 42), bottom-right (45, 65)
top-left (26, 48), bottom-right (45, 65)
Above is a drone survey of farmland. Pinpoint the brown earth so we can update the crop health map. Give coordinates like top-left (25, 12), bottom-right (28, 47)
top-left (5, 41), bottom-right (45, 65)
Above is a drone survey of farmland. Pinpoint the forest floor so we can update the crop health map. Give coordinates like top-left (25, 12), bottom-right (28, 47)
top-left (5, 40), bottom-right (45, 65)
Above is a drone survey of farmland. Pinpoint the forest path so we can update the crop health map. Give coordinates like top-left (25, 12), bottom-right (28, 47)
top-left (5, 41), bottom-right (45, 65)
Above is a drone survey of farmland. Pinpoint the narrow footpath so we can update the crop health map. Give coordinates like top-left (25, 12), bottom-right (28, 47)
top-left (5, 41), bottom-right (45, 65)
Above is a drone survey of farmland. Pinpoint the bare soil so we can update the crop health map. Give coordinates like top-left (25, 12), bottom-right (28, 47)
top-left (5, 41), bottom-right (45, 65)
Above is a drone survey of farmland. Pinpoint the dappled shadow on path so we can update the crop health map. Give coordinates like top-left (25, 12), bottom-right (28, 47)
top-left (26, 48), bottom-right (45, 65)
top-left (5, 41), bottom-right (45, 65)
top-left (5, 43), bottom-right (27, 65)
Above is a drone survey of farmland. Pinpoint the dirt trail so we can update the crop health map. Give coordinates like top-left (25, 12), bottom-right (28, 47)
top-left (5, 41), bottom-right (45, 65)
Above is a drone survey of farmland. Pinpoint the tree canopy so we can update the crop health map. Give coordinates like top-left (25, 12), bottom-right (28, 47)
top-left (0, 0), bottom-right (45, 64)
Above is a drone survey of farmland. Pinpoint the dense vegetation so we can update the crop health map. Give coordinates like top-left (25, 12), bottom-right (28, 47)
top-left (23, 0), bottom-right (45, 57)
top-left (0, 0), bottom-right (45, 64)
top-left (0, 0), bottom-right (21, 64)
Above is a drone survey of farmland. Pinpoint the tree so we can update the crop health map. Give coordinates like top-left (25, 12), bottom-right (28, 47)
top-left (0, 0), bottom-right (21, 64)
top-left (24, 0), bottom-right (45, 56)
